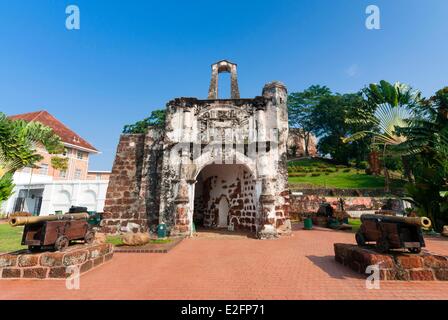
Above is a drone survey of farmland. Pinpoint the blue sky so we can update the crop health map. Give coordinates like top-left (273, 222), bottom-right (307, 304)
top-left (0, 0), bottom-right (447, 170)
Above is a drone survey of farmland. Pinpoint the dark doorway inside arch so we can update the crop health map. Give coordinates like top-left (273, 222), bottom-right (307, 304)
top-left (193, 164), bottom-right (257, 236)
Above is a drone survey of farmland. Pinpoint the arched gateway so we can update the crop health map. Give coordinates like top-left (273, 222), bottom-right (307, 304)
top-left (193, 163), bottom-right (257, 232)
top-left (102, 61), bottom-right (291, 239)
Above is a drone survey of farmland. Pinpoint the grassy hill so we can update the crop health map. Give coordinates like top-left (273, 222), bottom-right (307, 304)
top-left (288, 158), bottom-right (406, 189)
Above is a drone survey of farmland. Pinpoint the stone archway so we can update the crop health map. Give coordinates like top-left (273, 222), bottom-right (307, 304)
top-left (192, 163), bottom-right (258, 233)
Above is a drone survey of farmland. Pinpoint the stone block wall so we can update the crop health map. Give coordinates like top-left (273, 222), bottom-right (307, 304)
top-left (0, 243), bottom-right (113, 280)
top-left (287, 128), bottom-right (317, 158)
top-left (290, 194), bottom-right (406, 219)
top-left (198, 165), bottom-right (258, 232)
top-left (275, 190), bottom-right (291, 233)
top-left (101, 63), bottom-right (291, 237)
top-left (334, 244), bottom-right (448, 281)
top-left (102, 134), bottom-right (147, 233)
top-left (101, 129), bottom-right (164, 234)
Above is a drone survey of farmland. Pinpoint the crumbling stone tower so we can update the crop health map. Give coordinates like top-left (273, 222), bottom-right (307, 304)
top-left (102, 60), bottom-right (291, 239)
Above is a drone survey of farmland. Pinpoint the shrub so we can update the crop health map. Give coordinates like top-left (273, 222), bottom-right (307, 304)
top-left (343, 168), bottom-right (351, 173)
top-left (289, 173), bottom-right (307, 177)
top-left (311, 173), bottom-right (321, 177)
top-left (336, 165), bottom-right (347, 169)
top-left (356, 161), bottom-right (368, 170)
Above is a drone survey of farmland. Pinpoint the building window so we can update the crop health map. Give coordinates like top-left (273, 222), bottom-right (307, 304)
top-left (77, 151), bottom-right (83, 160)
top-left (59, 170), bottom-right (66, 178)
top-left (75, 169), bottom-right (82, 179)
top-left (39, 164), bottom-right (48, 175)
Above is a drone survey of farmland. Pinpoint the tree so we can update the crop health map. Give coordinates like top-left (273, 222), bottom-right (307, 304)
top-left (0, 173), bottom-right (14, 202)
top-left (310, 92), bottom-right (372, 165)
top-left (343, 81), bottom-right (422, 184)
top-left (51, 156), bottom-right (69, 172)
top-left (123, 109), bottom-right (166, 134)
top-left (0, 113), bottom-right (64, 174)
top-left (0, 112), bottom-right (64, 202)
top-left (397, 87), bottom-right (448, 231)
top-left (288, 85), bottom-right (331, 156)
top-left (396, 87), bottom-right (448, 160)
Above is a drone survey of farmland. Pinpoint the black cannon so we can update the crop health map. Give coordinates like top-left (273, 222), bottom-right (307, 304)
top-left (9, 213), bottom-right (95, 252)
top-left (355, 214), bottom-right (432, 253)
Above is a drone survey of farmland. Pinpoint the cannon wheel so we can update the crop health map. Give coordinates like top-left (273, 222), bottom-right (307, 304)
top-left (84, 231), bottom-right (95, 244)
top-left (376, 238), bottom-right (390, 253)
top-left (55, 236), bottom-right (69, 251)
top-left (355, 231), bottom-right (366, 246)
top-left (409, 247), bottom-right (421, 254)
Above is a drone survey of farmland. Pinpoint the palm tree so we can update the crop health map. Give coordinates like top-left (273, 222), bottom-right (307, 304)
top-left (396, 88), bottom-right (448, 231)
top-left (396, 87), bottom-right (448, 159)
top-left (343, 80), bottom-right (422, 188)
top-left (0, 112), bottom-right (64, 201)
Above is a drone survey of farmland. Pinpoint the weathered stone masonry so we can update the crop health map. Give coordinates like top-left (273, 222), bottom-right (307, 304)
top-left (102, 130), bottom-right (163, 233)
top-left (102, 60), bottom-right (291, 239)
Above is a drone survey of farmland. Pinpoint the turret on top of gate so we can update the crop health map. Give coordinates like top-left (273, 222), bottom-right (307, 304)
top-left (207, 60), bottom-right (240, 100)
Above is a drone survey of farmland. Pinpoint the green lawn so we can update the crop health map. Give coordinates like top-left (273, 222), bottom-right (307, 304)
top-left (288, 158), bottom-right (405, 189)
top-left (0, 225), bottom-right (172, 253)
top-left (0, 223), bottom-right (26, 253)
top-left (348, 218), bottom-right (361, 233)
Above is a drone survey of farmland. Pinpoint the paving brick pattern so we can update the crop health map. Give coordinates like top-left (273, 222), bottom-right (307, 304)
top-left (1, 227), bottom-right (448, 300)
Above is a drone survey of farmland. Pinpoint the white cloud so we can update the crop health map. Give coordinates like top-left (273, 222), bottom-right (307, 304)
top-left (345, 64), bottom-right (359, 78)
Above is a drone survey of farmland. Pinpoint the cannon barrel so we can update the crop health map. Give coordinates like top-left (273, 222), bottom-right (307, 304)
top-left (360, 214), bottom-right (432, 228)
top-left (9, 213), bottom-right (90, 227)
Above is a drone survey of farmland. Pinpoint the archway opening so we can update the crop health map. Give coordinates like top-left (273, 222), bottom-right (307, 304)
top-left (193, 164), bottom-right (257, 235)
top-left (217, 72), bottom-right (231, 99)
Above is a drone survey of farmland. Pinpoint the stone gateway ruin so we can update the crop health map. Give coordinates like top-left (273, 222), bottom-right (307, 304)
top-left (102, 60), bottom-right (291, 239)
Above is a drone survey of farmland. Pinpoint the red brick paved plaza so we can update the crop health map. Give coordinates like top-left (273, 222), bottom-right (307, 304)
top-left (1, 226), bottom-right (448, 300)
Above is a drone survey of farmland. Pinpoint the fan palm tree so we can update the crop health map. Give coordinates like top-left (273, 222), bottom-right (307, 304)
top-left (343, 80), bottom-right (422, 188)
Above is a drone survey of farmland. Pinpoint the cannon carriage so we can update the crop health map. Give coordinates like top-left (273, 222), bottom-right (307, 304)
top-left (9, 212), bottom-right (95, 252)
top-left (355, 214), bottom-right (432, 253)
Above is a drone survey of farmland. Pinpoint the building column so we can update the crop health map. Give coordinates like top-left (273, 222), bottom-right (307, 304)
top-left (171, 179), bottom-right (191, 236)
top-left (41, 183), bottom-right (54, 216)
top-left (207, 64), bottom-right (219, 99)
top-left (170, 140), bottom-right (196, 236)
top-left (257, 178), bottom-right (278, 239)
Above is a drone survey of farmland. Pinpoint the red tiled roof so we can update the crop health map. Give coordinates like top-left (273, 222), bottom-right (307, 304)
top-left (9, 110), bottom-right (98, 153)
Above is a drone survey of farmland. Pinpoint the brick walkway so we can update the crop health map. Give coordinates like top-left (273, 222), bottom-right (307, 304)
top-left (1, 226), bottom-right (448, 300)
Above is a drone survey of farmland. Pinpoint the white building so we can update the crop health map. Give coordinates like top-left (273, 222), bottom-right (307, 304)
top-left (2, 172), bottom-right (109, 216)
top-left (2, 110), bottom-right (110, 216)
